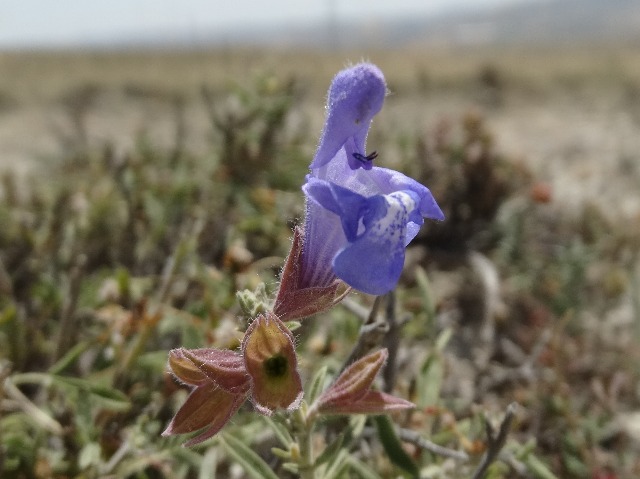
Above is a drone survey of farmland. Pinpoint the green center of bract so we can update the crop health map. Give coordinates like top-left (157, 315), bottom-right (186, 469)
top-left (264, 355), bottom-right (288, 378)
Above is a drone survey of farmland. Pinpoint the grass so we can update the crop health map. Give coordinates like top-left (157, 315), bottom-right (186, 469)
top-left (0, 44), bottom-right (639, 478)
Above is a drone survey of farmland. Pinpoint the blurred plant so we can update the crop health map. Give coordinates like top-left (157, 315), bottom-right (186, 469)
top-left (202, 74), bottom-right (306, 189)
top-left (1, 55), bottom-right (637, 479)
top-left (53, 82), bottom-right (103, 154)
top-left (476, 63), bottom-right (505, 108)
top-left (392, 88), bottom-right (640, 479)
top-left (0, 65), bottom-right (306, 477)
top-left (412, 110), bottom-right (530, 253)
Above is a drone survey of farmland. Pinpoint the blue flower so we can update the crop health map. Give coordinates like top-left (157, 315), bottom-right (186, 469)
top-left (300, 63), bottom-right (444, 296)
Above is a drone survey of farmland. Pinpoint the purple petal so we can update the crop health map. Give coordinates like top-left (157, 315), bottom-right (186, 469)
top-left (310, 64), bottom-right (386, 170)
top-left (333, 235), bottom-right (404, 295)
top-left (304, 178), bottom-right (369, 242)
top-left (300, 200), bottom-right (345, 289)
top-left (370, 167), bottom-right (445, 222)
top-left (333, 191), bottom-right (419, 295)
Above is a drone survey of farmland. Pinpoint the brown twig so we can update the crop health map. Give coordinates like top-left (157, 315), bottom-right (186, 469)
top-left (339, 296), bottom-right (388, 371)
top-left (470, 402), bottom-right (518, 479)
top-left (381, 291), bottom-right (399, 393)
top-left (115, 218), bottom-right (204, 388)
top-left (478, 329), bottom-right (552, 394)
top-left (396, 427), bottom-right (470, 461)
top-left (55, 254), bottom-right (87, 361)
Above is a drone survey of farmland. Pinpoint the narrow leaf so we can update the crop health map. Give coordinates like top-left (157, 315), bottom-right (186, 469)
top-left (314, 430), bottom-right (346, 467)
top-left (49, 341), bottom-right (92, 375)
top-left (374, 415), bottom-right (419, 478)
top-left (346, 455), bottom-right (384, 479)
top-left (323, 448), bottom-right (350, 479)
top-left (523, 454), bottom-right (560, 479)
top-left (198, 448), bottom-right (219, 479)
top-left (415, 266), bottom-right (436, 333)
top-left (417, 354), bottom-right (443, 409)
top-left (262, 415), bottom-right (293, 447)
top-left (218, 433), bottom-right (280, 479)
top-left (306, 365), bottom-right (328, 404)
top-left (50, 375), bottom-right (131, 411)
top-left (315, 415), bottom-right (364, 467)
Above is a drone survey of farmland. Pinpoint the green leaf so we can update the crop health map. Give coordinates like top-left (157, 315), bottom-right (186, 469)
top-left (435, 327), bottom-right (453, 353)
top-left (262, 415), bottom-right (293, 448)
top-left (345, 455), bottom-right (384, 479)
top-left (51, 375), bottom-right (131, 411)
top-left (314, 429), bottom-right (347, 467)
top-left (137, 350), bottom-right (171, 372)
top-left (284, 321), bottom-right (302, 332)
top-left (218, 432), bottom-right (280, 479)
top-left (315, 414), bottom-right (365, 468)
top-left (415, 266), bottom-right (436, 333)
top-left (198, 448), bottom-right (219, 479)
top-left (49, 340), bottom-right (92, 375)
top-left (323, 448), bottom-right (349, 479)
top-left (374, 415), bottom-right (419, 478)
top-left (78, 442), bottom-right (101, 469)
top-left (306, 365), bottom-right (328, 405)
top-left (417, 353), bottom-right (443, 409)
top-left (9, 372), bottom-right (130, 411)
top-left (524, 454), bottom-right (560, 479)
top-left (282, 462), bottom-right (299, 474)
top-left (416, 328), bottom-right (451, 408)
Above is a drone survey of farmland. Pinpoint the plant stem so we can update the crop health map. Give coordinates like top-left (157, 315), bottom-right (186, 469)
top-left (54, 254), bottom-right (86, 361)
top-left (3, 376), bottom-right (63, 435)
top-left (470, 402), bottom-right (518, 479)
top-left (339, 295), bottom-right (388, 372)
top-left (298, 428), bottom-right (314, 479)
top-left (294, 404), bottom-right (317, 479)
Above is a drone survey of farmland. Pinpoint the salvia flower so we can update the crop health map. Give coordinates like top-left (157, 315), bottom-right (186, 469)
top-left (163, 312), bottom-right (302, 445)
top-left (314, 349), bottom-right (414, 415)
top-left (300, 63), bottom-right (444, 296)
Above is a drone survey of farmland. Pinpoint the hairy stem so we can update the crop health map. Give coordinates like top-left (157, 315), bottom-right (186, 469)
top-left (294, 404), bottom-right (317, 479)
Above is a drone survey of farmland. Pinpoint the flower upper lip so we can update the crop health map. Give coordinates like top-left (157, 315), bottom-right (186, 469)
top-left (310, 63), bottom-right (387, 171)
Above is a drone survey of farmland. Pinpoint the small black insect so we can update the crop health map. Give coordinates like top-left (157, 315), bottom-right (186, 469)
top-left (352, 151), bottom-right (378, 164)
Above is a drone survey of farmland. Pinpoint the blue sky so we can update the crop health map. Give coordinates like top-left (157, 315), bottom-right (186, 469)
top-left (0, 0), bottom-right (528, 47)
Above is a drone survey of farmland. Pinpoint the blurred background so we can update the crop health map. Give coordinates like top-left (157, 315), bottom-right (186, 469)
top-left (2, 0), bottom-right (640, 477)
top-left (1, 0), bottom-right (640, 210)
